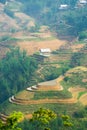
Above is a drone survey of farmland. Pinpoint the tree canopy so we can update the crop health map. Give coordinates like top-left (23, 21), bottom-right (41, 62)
top-left (0, 47), bottom-right (38, 103)
top-left (0, 111), bottom-right (23, 130)
top-left (30, 108), bottom-right (57, 130)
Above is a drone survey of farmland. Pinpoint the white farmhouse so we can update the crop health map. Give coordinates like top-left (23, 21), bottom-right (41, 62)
top-left (59, 4), bottom-right (68, 10)
top-left (39, 48), bottom-right (51, 57)
top-left (79, 0), bottom-right (87, 4)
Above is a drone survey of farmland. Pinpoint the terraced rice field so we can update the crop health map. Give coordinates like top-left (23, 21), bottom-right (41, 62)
top-left (9, 76), bottom-right (87, 105)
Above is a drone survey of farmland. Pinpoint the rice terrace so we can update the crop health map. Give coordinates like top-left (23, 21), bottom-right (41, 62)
top-left (9, 75), bottom-right (87, 106)
top-left (1, 70), bottom-right (87, 120)
top-left (1, 30), bottom-right (87, 121)
top-left (1, 0), bottom-right (87, 129)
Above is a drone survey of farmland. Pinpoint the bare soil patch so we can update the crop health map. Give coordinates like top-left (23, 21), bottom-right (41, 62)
top-left (71, 44), bottom-right (85, 52)
top-left (0, 12), bottom-right (19, 30)
top-left (17, 38), bottom-right (66, 55)
top-left (37, 85), bottom-right (62, 91)
top-left (25, 114), bottom-right (32, 119)
top-left (82, 79), bottom-right (87, 83)
top-left (37, 76), bottom-right (63, 91)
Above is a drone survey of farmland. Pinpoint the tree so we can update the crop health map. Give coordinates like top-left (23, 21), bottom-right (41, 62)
top-left (78, 31), bottom-right (87, 40)
top-left (61, 114), bottom-right (73, 127)
top-left (70, 52), bottom-right (82, 67)
top-left (30, 108), bottom-right (57, 130)
top-left (0, 47), bottom-right (38, 103)
top-left (0, 111), bottom-right (24, 130)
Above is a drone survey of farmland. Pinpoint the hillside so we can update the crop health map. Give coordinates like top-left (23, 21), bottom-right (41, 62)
top-left (0, 0), bottom-right (87, 37)
top-left (1, 66), bottom-right (87, 123)
top-left (64, 66), bottom-right (87, 88)
top-left (0, 1), bottom-right (87, 130)
top-left (0, 2), bottom-right (35, 34)
top-left (0, 0), bottom-right (87, 59)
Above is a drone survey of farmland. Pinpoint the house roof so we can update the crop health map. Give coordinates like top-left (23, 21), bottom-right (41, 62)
top-left (60, 4), bottom-right (68, 7)
top-left (40, 48), bottom-right (51, 53)
top-left (79, 0), bottom-right (87, 4)
top-left (59, 4), bottom-right (68, 10)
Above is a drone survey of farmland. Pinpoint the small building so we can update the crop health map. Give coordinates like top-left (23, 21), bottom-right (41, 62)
top-left (79, 0), bottom-right (87, 4)
top-left (59, 4), bottom-right (68, 10)
top-left (39, 48), bottom-right (51, 57)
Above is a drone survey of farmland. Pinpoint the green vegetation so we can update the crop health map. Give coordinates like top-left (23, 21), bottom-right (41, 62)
top-left (2, 101), bottom-right (87, 129)
top-left (4, 0), bottom-right (22, 11)
top-left (20, 115), bottom-right (73, 130)
top-left (18, 106), bottom-right (87, 130)
top-left (70, 52), bottom-right (82, 67)
top-left (0, 47), bottom-right (38, 103)
top-left (15, 36), bottom-right (56, 42)
top-left (0, 35), bottom-right (11, 42)
top-left (58, 7), bottom-right (87, 37)
top-left (4, 8), bottom-right (14, 18)
top-left (0, 36), bottom-right (20, 44)
top-left (33, 90), bottom-right (72, 100)
top-left (30, 108), bottom-right (57, 130)
top-left (15, 90), bottom-right (34, 100)
top-left (2, 0), bottom-right (82, 37)
top-left (1, 0), bottom-right (87, 38)
top-left (1, 107), bottom-right (87, 130)
top-left (0, 0), bottom-right (6, 4)
top-left (0, 100), bottom-right (80, 115)
top-left (0, 1), bottom-right (87, 130)
top-left (70, 44), bottom-right (87, 67)
top-left (79, 31), bottom-right (87, 41)
top-left (63, 67), bottom-right (87, 88)
top-left (40, 65), bottom-right (70, 81)
top-left (77, 91), bottom-right (87, 99)
top-left (0, 35), bottom-right (56, 43)
top-left (0, 111), bottom-right (23, 130)
top-left (4, 0), bottom-right (22, 18)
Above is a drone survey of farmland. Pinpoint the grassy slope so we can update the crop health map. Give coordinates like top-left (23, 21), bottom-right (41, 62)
top-left (0, 100), bottom-right (81, 116)
top-left (63, 66), bottom-right (87, 88)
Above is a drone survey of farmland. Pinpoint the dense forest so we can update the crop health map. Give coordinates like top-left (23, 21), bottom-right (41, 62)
top-left (19, 106), bottom-right (87, 130)
top-left (1, 107), bottom-right (87, 130)
top-left (0, 47), bottom-right (38, 103)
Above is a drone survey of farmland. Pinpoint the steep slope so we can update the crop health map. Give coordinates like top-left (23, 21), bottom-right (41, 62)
top-left (0, 1), bottom-right (35, 58)
top-left (0, 1), bottom-right (35, 34)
